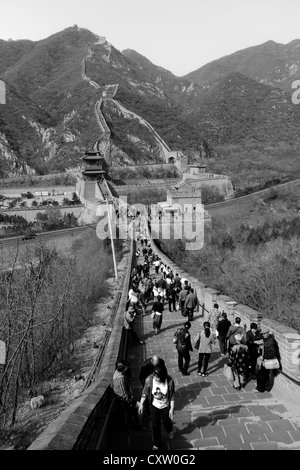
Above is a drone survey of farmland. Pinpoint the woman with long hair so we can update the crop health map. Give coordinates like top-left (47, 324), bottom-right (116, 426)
top-left (194, 321), bottom-right (215, 377)
top-left (138, 363), bottom-right (175, 450)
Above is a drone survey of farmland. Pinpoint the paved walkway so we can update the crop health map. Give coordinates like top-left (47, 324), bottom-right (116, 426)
top-left (108, 249), bottom-right (300, 451)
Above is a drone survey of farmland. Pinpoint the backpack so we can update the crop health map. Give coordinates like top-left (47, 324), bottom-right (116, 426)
top-left (229, 326), bottom-right (244, 344)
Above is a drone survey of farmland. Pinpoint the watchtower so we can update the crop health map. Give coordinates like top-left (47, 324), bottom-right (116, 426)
top-left (82, 149), bottom-right (107, 180)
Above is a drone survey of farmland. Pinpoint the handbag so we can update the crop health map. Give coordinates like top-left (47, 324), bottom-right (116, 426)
top-left (223, 363), bottom-right (234, 381)
top-left (151, 312), bottom-right (155, 319)
top-left (194, 337), bottom-right (200, 349)
top-left (263, 358), bottom-right (280, 370)
top-left (182, 308), bottom-right (188, 317)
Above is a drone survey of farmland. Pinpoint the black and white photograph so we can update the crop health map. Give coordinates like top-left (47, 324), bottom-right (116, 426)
top-left (0, 0), bottom-right (300, 458)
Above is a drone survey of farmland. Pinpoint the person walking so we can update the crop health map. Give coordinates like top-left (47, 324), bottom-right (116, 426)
top-left (156, 275), bottom-right (167, 304)
top-left (152, 295), bottom-right (164, 334)
top-left (227, 333), bottom-right (249, 390)
top-left (225, 317), bottom-right (246, 352)
top-left (166, 284), bottom-right (176, 312)
top-left (216, 312), bottom-right (232, 355)
top-left (139, 355), bottom-right (165, 415)
top-left (256, 327), bottom-right (281, 393)
top-left (194, 321), bottom-right (215, 376)
top-left (154, 258), bottom-right (161, 275)
top-left (138, 363), bottom-right (175, 450)
top-left (173, 322), bottom-right (193, 375)
top-left (173, 273), bottom-right (181, 301)
top-left (246, 323), bottom-right (263, 376)
top-left (184, 288), bottom-right (198, 321)
top-left (178, 284), bottom-right (190, 317)
top-left (208, 303), bottom-right (222, 337)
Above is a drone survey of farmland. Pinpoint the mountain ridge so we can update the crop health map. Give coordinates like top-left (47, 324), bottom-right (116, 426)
top-left (1, 27), bottom-right (300, 183)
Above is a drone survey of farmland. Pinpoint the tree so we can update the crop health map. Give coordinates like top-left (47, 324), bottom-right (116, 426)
top-left (72, 192), bottom-right (80, 205)
top-left (0, 230), bottom-right (120, 425)
top-left (45, 207), bottom-right (62, 228)
top-left (36, 212), bottom-right (48, 222)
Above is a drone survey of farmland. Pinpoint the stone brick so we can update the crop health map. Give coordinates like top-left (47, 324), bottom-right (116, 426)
top-left (239, 393), bottom-right (259, 403)
top-left (250, 441), bottom-right (279, 450)
top-left (190, 397), bottom-right (210, 407)
top-left (288, 429), bottom-right (300, 442)
top-left (210, 386), bottom-right (229, 395)
top-left (264, 431), bottom-right (294, 444)
top-left (218, 431), bottom-right (245, 447)
top-left (206, 395), bottom-right (225, 406)
top-left (245, 422), bottom-right (273, 434)
top-left (259, 413), bottom-right (284, 422)
top-left (268, 419), bottom-right (296, 432)
top-left (194, 437), bottom-right (220, 448)
top-left (177, 389), bottom-right (198, 399)
top-left (229, 407), bottom-right (253, 418)
top-left (223, 393), bottom-right (241, 403)
top-left (268, 404), bottom-right (287, 413)
top-left (179, 427), bottom-right (202, 441)
top-left (200, 425), bottom-right (226, 440)
top-left (247, 405), bottom-right (268, 415)
top-left (222, 423), bottom-right (248, 435)
top-left (241, 432), bottom-right (268, 443)
top-left (193, 415), bottom-right (214, 427)
top-left (226, 443), bottom-right (252, 450)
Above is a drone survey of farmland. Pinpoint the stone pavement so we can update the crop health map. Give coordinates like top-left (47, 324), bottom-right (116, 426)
top-left (108, 251), bottom-right (300, 451)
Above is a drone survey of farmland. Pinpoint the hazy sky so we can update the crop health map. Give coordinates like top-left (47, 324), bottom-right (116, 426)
top-left (1, 0), bottom-right (300, 76)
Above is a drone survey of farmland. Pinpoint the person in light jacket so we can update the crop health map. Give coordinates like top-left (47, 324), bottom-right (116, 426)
top-left (256, 327), bottom-right (281, 393)
top-left (194, 321), bottom-right (215, 376)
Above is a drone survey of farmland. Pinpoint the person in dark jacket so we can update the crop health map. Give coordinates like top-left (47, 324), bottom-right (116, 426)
top-left (246, 323), bottom-right (263, 375)
top-left (184, 288), bottom-right (198, 321)
top-left (138, 363), bottom-right (175, 450)
top-left (178, 285), bottom-right (190, 316)
top-left (152, 295), bottom-right (164, 334)
top-left (217, 312), bottom-right (231, 355)
top-left (225, 317), bottom-right (246, 352)
top-left (256, 327), bottom-right (281, 393)
top-left (166, 284), bottom-right (176, 312)
top-left (173, 321), bottom-right (193, 375)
